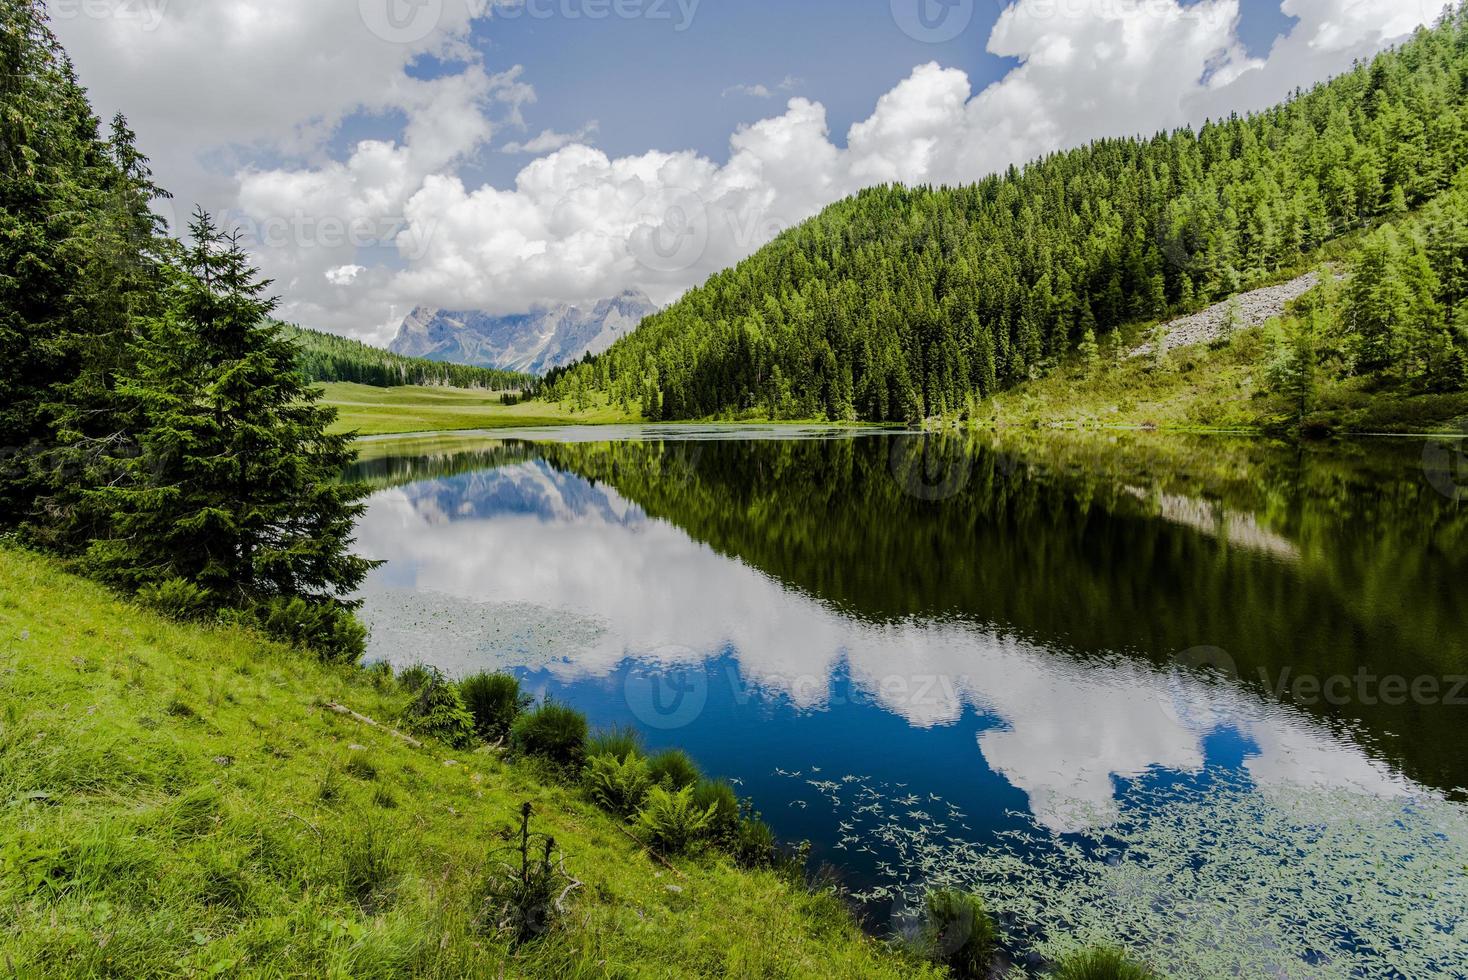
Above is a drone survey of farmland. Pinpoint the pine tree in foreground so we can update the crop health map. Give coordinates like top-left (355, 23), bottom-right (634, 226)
top-left (86, 209), bottom-right (377, 660)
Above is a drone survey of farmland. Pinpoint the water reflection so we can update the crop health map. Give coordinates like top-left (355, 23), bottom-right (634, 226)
top-left (351, 428), bottom-right (1468, 971)
top-left (352, 431), bottom-right (1466, 827)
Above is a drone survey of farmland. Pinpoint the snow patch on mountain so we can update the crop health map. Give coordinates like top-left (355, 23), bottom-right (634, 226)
top-left (389, 289), bottom-right (657, 375)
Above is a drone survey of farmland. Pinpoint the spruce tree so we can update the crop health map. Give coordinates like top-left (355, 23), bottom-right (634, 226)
top-left (87, 209), bottom-right (376, 660)
top-left (33, 112), bottom-right (172, 550)
top-left (1077, 328), bottom-right (1100, 379)
top-left (0, 0), bottom-right (116, 525)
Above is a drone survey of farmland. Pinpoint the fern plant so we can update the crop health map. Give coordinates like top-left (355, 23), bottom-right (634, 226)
top-left (136, 577), bottom-right (212, 620)
top-left (635, 785), bottom-right (715, 854)
top-left (583, 752), bottom-right (652, 817)
top-left (691, 779), bottom-right (741, 845)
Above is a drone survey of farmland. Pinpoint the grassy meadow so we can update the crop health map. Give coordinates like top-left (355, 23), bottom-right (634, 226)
top-left (321, 383), bottom-right (637, 436)
top-left (0, 546), bottom-right (936, 979)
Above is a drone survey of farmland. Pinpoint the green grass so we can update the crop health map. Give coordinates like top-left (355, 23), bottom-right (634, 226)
top-left (974, 325), bottom-right (1468, 435)
top-left (0, 546), bottom-right (938, 978)
top-left (321, 382), bottom-right (637, 436)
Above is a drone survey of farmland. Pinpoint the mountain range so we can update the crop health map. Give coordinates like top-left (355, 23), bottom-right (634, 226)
top-left (388, 289), bottom-right (658, 375)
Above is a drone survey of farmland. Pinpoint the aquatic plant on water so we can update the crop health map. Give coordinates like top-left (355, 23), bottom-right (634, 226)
top-left (774, 766), bottom-right (1468, 977)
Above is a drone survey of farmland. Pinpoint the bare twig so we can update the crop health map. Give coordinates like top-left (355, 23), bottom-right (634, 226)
top-left (612, 822), bottom-right (687, 880)
top-left (281, 808), bottom-right (324, 842)
top-left (322, 701), bottom-right (424, 749)
top-left (555, 877), bottom-right (583, 913)
top-left (554, 853), bottom-right (583, 912)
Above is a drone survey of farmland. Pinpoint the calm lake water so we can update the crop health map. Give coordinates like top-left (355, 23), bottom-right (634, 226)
top-left (348, 427), bottom-right (1468, 976)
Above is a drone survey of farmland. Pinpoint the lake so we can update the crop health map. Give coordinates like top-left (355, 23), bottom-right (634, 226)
top-left (348, 427), bottom-right (1468, 976)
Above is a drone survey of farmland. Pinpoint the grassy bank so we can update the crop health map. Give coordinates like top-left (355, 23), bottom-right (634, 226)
top-left (321, 383), bottom-right (637, 436)
top-left (0, 547), bottom-right (935, 978)
top-left (973, 324), bottom-right (1468, 435)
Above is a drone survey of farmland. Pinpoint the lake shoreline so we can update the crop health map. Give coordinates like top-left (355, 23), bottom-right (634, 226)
top-left (0, 545), bottom-right (943, 978)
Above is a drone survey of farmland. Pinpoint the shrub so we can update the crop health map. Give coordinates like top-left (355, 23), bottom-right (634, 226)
top-left (396, 662), bottom-right (435, 694)
top-left (136, 577), bottom-right (212, 620)
top-left (399, 669), bottom-right (475, 748)
top-left (916, 889), bottom-right (996, 979)
top-left (584, 752), bottom-right (653, 817)
top-left (459, 672), bottom-right (531, 741)
top-left (734, 814), bottom-right (776, 868)
top-left (587, 724), bottom-right (643, 761)
top-left (478, 802), bottom-right (579, 945)
top-left (253, 596), bottom-right (366, 664)
top-left (1054, 947), bottom-right (1155, 980)
top-left (366, 660), bottom-right (394, 689)
top-left (635, 785), bottom-right (715, 855)
top-left (692, 779), bottom-right (741, 845)
top-left (510, 702), bottom-right (588, 768)
top-left (646, 748), bottom-right (700, 790)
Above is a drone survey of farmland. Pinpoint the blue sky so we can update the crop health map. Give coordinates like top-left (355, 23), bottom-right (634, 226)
top-left (407, 0), bottom-right (1302, 185)
top-left (54, 0), bottom-right (1440, 339)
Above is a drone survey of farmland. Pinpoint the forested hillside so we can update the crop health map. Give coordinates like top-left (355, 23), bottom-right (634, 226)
top-left (0, 1), bottom-right (371, 659)
top-left (282, 323), bottom-right (530, 390)
top-left (545, 8), bottom-right (1468, 423)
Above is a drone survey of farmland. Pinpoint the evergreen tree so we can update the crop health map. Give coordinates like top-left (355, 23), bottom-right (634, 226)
top-left (0, 0), bottom-right (120, 525)
top-left (33, 112), bottom-right (172, 550)
top-left (1219, 297), bottom-right (1243, 346)
top-left (86, 210), bottom-right (376, 660)
top-left (1077, 328), bottom-right (1101, 379)
top-left (1347, 226), bottom-right (1415, 373)
top-left (542, 8), bottom-right (1468, 421)
top-left (1148, 321), bottom-right (1170, 372)
top-left (1267, 311), bottom-right (1321, 421)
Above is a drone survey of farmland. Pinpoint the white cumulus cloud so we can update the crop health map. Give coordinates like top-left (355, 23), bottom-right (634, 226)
top-left (52, 0), bottom-right (1444, 344)
top-left (500, 121), bottom-right (602, 154)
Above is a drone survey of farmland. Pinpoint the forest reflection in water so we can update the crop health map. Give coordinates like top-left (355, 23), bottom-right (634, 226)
top-left (348, 427), bottom-right (1468, 975)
